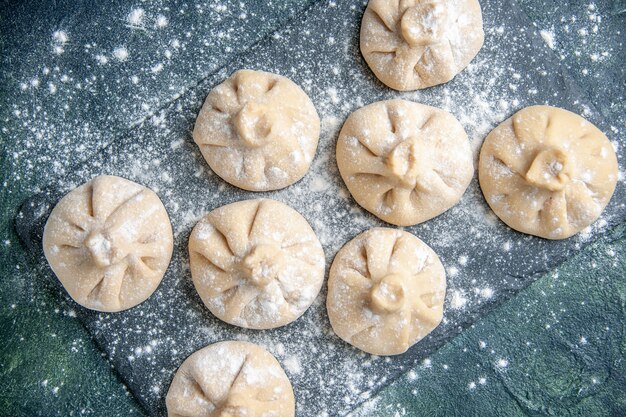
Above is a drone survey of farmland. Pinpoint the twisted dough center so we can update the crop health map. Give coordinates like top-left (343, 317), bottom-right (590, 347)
top-left (370, 273), bottom-right (407, 314)
top-left (385, 139), bottom-right (426, 188)
top-left (400, 2), bottom-right (448, 47)
top-left (84, 227), bottom-right (134, 268)
top-left (240, 243), bottom-right (284, 287)
top-left (233, 102), bottom-right (274, 148)
top-left (525, 148), bottom-right (572, 192)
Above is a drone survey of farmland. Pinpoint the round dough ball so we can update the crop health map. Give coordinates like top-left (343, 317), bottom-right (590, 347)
top-left (189, 199), bottom-right (325, 329)
top-left (166, 341), bottom-right (295, 417)
top-left (327, 228), bottom-right (446, 356)
top-left (43, 175), bottom-right (173, 312)
top-left (336, 99), bottom-right (473, 226)
top-left (479, 105), bottom-right (618, 240)
top-left (360, 0), bottom-right (484, 91)
top-left (193, 69), bottom-right (320, 191)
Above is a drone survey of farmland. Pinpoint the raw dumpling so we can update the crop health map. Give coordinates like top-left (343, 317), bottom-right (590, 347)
top-left (336, 99), bottom-right (473, 226)
top-left (326, 228), bottom-right (446, 356)
top-left (42, 175), bottom-right (173, 312)
top-left (189, 199), bottom-right (325, 329)
top-left (193, 69), bottom-right (320, 191)
top-left (166, 341), bottom-right (295, 417)
top-left (360, 0), bottom-right (484, 91)
top-left (479, 105), bottom-right (619, 240)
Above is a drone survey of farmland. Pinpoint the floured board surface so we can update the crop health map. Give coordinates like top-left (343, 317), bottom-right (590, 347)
top-left (14, 0), bottom-right (626, 416)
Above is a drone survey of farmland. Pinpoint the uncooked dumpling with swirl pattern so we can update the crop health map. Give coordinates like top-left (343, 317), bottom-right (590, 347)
top-left (43, 175), bottom-right (173, 312)
top-left (360, 0), bottom-right (484, 91)
top-left (193, 69), bottom-right (320, 191)
top-left (189, 199), bottom-right (325, 329)
top-left (479, 105), bottom-right (618, 240)
top-left (166, 341), bottom-right (295, 417)
top-left (327, 228), bottom-right (446, 356)
top-left (336, 99), bottom-right (473, 226)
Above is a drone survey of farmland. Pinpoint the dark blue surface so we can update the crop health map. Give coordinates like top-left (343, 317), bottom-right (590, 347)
top-left (2, 0), bottom-right (625, 416)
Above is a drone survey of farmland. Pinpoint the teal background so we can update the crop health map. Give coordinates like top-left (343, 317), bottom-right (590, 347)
top-left (1, 0), bottom-right (624, 416)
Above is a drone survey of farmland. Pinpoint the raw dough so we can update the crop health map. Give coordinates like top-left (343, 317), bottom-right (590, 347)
top-left (193, 69), bottom-right (320, 191)
top-left (166, 341), bottom-right (295, 417)
top-left (360, 0), bottom-right (484, 91)
top-left (336, 99), bottom-right (473, 226)
top-left (189, 199), bottom-right (325, 329)
top-left (43, 175), bottom-right (173, 312)
top-left (327, 228), bottom-right (446, 356)
top-left (479, 105), bottom-right (618, 240)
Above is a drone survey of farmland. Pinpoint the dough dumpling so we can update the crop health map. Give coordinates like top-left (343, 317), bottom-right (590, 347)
top-left (360, 0), bottom-right (484, 91)
top-left (166, 341), bottom-right (295, 417)
top-left (336, 99), bottom-right (473, 226)
top-left (43, 175), bottom-right (173, 312)
top-left (189, 199), bottom-right (325, 329)
top-left (193, 69), bottom-right (320, 191)
top-left (327, 228), bottom-right (446, 356)
top-left (479, 105), bottom-right (619, 239)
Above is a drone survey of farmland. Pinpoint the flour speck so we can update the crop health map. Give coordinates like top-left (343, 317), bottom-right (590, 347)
top-left (128, 8), bottom-right (145, 27)
top-left (156, 15), bottom-right (168, 28)
top-left (113, 47), bottom-right (129, 62)
top-left (540, 29), bottom-right (556, 49)
top-left (495, 358), bottom-right (509, 368)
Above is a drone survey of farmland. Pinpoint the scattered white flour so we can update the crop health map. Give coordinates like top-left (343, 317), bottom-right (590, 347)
top-left (540, 30), bottom-right (556, 49)
top-left (479, 288), bottom-right (494, 299)
top-left (52, 30), bottom-right (68, 55)
top-left (3, 1), bottom-right (624, 416)
top-left (449, 290), bottom-right (468, 310)
top-left (283, 355), bottom-right (302, 375)
top-left (156, 15), bottom-right (168, 28)
top-left (310, 177), bottom-right (330, 192)
top-left (151, 63), bottom-right (164, 74)
top-left (327, 87), bottom-right (340, 104)
top-left (447, 266), bottom-right (459, 278)
top-left (95, 54), bottom-right (109, 65)
top-left (495, 358), bottom-right (509, 369)
top-left (52, 30), bottom-right (68, 44)
top-left (113, 47), bottom-right (129, 62)
top-left (128, 8), bottom-right (145, 27)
